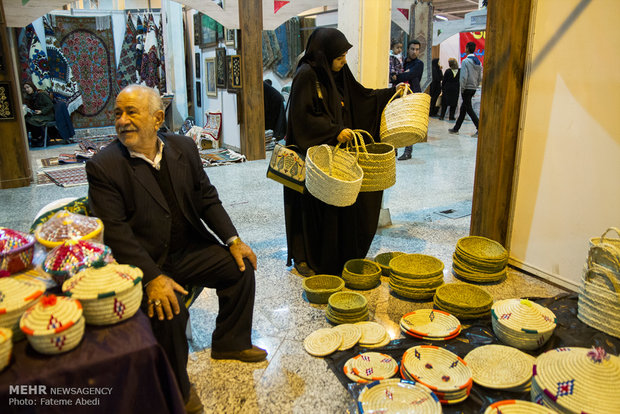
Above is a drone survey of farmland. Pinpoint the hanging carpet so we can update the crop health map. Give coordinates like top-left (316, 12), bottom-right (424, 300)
top-left (117, 12), bottom-right (139, 89)
top-left (155, 16), bottom-right (166, 93)
top-left (140, 14), bottom-right (161, 91)
top-left (42, 17), bottom-right (83, 115)
top-left (19, 24), bottom-right (51, 90)
top-left (54, 15), bottom-right (119, 128)
top-left (274, 22), bottom-right (290, 78)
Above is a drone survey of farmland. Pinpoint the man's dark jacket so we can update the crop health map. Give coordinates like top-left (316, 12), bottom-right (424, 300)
top-left (85, 133), bottom-right (237, 284)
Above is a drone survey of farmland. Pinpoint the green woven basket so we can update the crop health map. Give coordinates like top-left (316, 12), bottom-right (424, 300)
top-left (302, 275), bottom-right (345, 304)
top-left (328, 291), bottom-right (368, 313)
top-left (342, 259), bottom-right (382, 290)
top-left (435, 283), bottom-right (493, 311)
top-left (389, 254), bottom-right (444, 278)
top-left (374, 251), bottom-right (405, 276)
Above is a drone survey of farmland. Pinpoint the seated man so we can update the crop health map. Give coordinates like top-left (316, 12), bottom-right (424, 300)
top-left (86, 85), bottom-right (266, 413)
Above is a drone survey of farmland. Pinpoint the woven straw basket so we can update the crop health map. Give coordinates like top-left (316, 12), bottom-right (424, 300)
top-left (0, 327), bottom-right (12, 371)
top-left (306, 144), bottom-right (363, 207)
top-left (577, 264), bottom-right (620, 338)
top-left (380, 85), bottom-right (431, 148)
top-left (589, 227), bottom-right (620, 252)
top-left (0, 277), bottom-right (45, 341)
top-left (20, 295), bottom-right (85, 354)
top-left (302, 275), bottom-right (344, 304)
top-left (43, 240), bottom-right (114, 286)
top-left (0, 228), bottom-right (35, 275)
top-left (62, 263), bottom-right (143, 325)
top-left (342, 259), bottom-right (382, 290)
top-left (345, 130), bottom-right (395, 192)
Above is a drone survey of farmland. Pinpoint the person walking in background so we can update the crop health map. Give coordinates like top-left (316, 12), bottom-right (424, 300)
top-left (393, 40), bottom-right (423, 160)
top-left (388, 40), bottom-right (403, 87)
top-left (439, 58), bottom-right (460, 121)
top-left (449, 41), bottom-right (482, 135)
top-left (429, 58), bottom-right (443, 117)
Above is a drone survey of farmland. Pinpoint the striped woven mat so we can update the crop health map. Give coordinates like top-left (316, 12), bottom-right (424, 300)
top-left (43, 165), bottom-right (88, 187)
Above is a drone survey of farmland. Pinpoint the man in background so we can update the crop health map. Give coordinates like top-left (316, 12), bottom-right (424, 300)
top-left (449, 41), bottom-right (482, 136)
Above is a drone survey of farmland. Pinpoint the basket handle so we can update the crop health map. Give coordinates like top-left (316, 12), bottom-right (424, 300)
top-left (584, 263), bottom-right (620, 299)
top-left (344, 131), bottom-right (369, 160)
top-left (598, 227), bottom-right (620, 242)
top-left (352, 129), bottom-right (376, 144)
top-left (386, 83), bottom-right (413, 106)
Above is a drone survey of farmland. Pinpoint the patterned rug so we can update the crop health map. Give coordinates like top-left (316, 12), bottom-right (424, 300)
top-left (199, 148), bottom-right (246, 167)
top-left (116, 13), bottom-right (139, 89)
top-left (54, 15), bottom-right (118, 129)
top-left (40, 157), bottom-right (59, 168)
top-left (18, 24), bottom-right (51, 89)
top-left (43, 165), bottom-right (88, 187)
top-left (36, 172), bottom-right (55, 185)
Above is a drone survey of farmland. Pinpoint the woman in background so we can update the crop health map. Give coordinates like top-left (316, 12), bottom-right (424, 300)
top-left (429, 58), bottom-right (443, 117)
top-left (23, 81), bottom-right (54, 147)
top-left (284, 28), bottom-right (404, 276)
top-left (439, 58), bottom-right (460, 121)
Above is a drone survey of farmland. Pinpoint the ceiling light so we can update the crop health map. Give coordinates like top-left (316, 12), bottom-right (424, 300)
top-left (435, 15), bottom-right (448, 21)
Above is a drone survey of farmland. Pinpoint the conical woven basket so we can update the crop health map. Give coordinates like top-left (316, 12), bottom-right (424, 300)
top-left (43, 240), bottom-right (114, 285)
top-left (0, 277), bottom-right (46, 341)
top-left (0, 327), bottom-right (12, 371)
top-left (20, 295), bottom-right (85, 354)
top-left (34, 211), bottom-right (103, 248)
top-left (532, 347), bottom-right (620, 414)
top-left (345, 130), bottom-right (395, 192)
top-left (380, 85), bottom-right (430, 148)
top-left (62, 263), bottom-right (143, 325)
top-left (306, 144), bottom-right (363, 207)
top-left (0, 227), bottom-right (35, 275)
top-left (491, 299), bottom-right (556, 350)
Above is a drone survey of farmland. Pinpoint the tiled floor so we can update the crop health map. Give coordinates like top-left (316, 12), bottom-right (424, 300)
top-left (0, 109), bottom-right (567, 413)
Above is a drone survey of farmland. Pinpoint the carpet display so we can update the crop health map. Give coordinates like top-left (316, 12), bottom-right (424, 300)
top-left (199, 148), bottom-right (246, 167)
top-left (54, 15), bottom-right (118, 129)
top-left (116, 12), bottom-right (139, 89)
top-left (43, 166), bottom-right (88, 187)
top-left (42, 16), bottom-right (83, 115)
top-left (140, 14), bottom-right (161, 89)
top-left (19, 24), bottom-right (51, 90)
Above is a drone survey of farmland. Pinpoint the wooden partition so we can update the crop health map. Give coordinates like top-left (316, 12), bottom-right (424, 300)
top-left (470, 0), bottom-right (533, 245)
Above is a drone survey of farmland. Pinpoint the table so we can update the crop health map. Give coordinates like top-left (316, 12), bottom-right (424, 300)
top-left (0, 310), bottom-right (185, 414)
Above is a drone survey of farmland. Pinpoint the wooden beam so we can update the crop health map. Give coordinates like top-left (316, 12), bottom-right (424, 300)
top-left (0, 4), bottom-right (31, 189)
top-left (238, 0), bottom-right (265, 160)
top-left (470, 0), bottom-right (533, 245)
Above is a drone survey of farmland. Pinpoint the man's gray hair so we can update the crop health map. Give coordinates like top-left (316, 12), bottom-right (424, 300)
top-left (122, 84), bottom-right (164, 113)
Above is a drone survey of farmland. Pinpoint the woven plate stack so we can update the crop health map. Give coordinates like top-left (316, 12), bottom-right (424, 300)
top-left (464, 344), bottom-right (535, 393)
top-left (34, 211), bottom-right (104, 248)
top-left (326, 292), bottom-right (369, 324)
top-left (342, 259), bottom-right (382, 290)
top-left (42, 240), bottom-right (114, 285)
top-left (356, 321), bottom-right (391, 348)
top-left (531, 347), bottom-right (620, 413)
top-left (347, 352), bottom-right (399, 383)
top-left (399, 309), bottom-right (461, 341)
top-left (0, 277), bottom-right (45, 341)
top-left (388, 254), bottom-right (444, 300)
top-left (452, 236), bottom-right (508, 283)
top-left (62, 263), bottom-right (143, 325)
top-left (433, 283), bottom-right (493, 320)
top-left (20, 294), bottom-right (85, 354)
top-left (0, 328), bottom-right (12, 371)
top-left (302, 275), bottom-right (344, 304)
top-left (0, 227), bottom-right (35, 275)
top-left (401, 345), bottom-right (473, 404)
top-left (304, 324), bottom-right (364, 358)
top-left (357, 379), bottom-right (442, 414)
top-left (483, 400), bottom-right (557, 414)
top-left (491, 299), bottom-right (556, 351)
top-left (373, 251), bottom-right (405, 276)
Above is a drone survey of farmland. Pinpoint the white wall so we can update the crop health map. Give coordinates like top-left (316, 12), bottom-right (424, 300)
top-left (508, 0), bottom-right (620, 290)
top-left (439, 33), bottom-right (460, 71)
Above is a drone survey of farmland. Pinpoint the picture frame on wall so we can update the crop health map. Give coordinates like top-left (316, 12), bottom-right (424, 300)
top-left (200, 14), bottom-right (218, 48)
top-left (224, 29), bottom-right (235, 47)
top-left (216, 24), bottom-right (225, 42)
top-left (230, 55), bottom-right (242, 89)
top-left (195, 81), bottom-right (202, 107)
top-left (215, 48), bottom-right (226, 88)
top-left (195, 52), bottom-right (200, 78)
top-left (193, 13), bottom-right (201, 45)
top-left (205, 57), bottom-right (217, 97)
top-left (0, 82), bottom-right (15, 120)
top-left (226, 56), bottom-right (237, 94)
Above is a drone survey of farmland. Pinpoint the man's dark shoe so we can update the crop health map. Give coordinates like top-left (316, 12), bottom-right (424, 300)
top-left (211, 345), bottom-right (268, 362)
top-left (294, 261), bottom-right (315, 277)
top-left (397, 153), bottom-right (411, 161)
top-left (185, 385), bottom-right (204, 414)
top-left (448, 128), bottom-right (459, 134)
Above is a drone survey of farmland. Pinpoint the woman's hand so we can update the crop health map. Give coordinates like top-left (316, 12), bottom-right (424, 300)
top-left (337, 128), bottom-right (354, 144)
top-left (34, 110), bottom-right (41, 115)
top-left (395, 83), bottom-right (407, 93)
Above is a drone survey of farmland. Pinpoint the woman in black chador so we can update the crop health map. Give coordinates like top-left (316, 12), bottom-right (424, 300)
top-left (284, 28), bottom-right (404, 276)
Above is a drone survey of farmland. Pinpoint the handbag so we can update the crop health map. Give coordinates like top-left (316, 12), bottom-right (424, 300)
top-left (266, 143), bottom-right (306, 193)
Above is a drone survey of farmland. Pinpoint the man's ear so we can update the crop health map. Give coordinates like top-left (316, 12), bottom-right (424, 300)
top-left (154, 110), bottom-right (165, 128)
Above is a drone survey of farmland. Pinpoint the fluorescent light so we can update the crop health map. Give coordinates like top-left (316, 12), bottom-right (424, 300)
top-left (435, 15), bottom-right (448, 21)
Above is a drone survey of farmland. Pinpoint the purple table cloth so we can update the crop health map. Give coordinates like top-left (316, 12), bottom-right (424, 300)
top-left (0, 310), bottom-right (185, 414)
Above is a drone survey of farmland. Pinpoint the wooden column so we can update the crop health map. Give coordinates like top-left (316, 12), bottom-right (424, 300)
top-left (238, 0), bottom-right (264, 160)
top-left (470, 0), bottom-right (533, 245)
top-left (0, 4), bottom-right (31, 189)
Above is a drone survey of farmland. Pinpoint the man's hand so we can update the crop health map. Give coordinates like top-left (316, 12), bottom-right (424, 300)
top-left (337, 128), bottom-right (354, 144)
top-left (146, 275), bottom-right (188, 320)
top-left (228, 238), bottom-right (257, 272)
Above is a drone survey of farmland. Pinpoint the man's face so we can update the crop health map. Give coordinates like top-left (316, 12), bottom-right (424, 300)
top-left (408, 43), bottom-right (420, 60)
top-left (331, 52), bottom-right (347, 72)
top-left (114, 88), bottom-right (162, 153)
